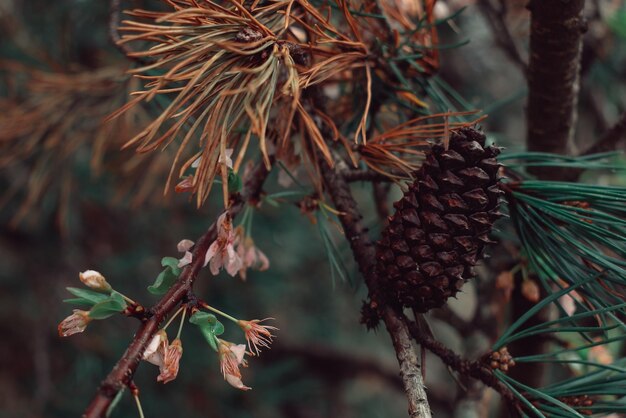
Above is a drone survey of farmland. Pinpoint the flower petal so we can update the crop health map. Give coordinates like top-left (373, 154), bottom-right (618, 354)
top-left (177, 239), bottom-right (195, 253)
top-left (225, 373), bottom-right (251, 391)
top-left (204, 241), bottom-right (219, 267)
top-left (225, 245), bottom-right (243, 276)
top-left (230, 344), bottom-right (247, 364)
top-left (178, 251), bottom-right (193, 268)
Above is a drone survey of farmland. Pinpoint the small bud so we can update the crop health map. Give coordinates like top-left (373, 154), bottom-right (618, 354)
top-left (58, 310), bottom-right (92, 337)
top-left (79, 270), bottom-right (111, 292)
top-left (521, 279), bottom-right (540, 303)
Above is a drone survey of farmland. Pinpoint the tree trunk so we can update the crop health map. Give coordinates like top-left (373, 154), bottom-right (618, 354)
top-left (526, 0), bottom-right (586, 179)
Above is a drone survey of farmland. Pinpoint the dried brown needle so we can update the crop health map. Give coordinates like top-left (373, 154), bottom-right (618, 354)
top-left (359, 111), bottom-right (487, 178)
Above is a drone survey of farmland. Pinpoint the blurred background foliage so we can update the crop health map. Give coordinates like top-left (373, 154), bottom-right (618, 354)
top-left (1, 1), bottom-right (625, 418)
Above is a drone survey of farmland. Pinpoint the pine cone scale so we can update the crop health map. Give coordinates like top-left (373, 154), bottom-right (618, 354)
top-left (376, 128), bottom-right (503, 313)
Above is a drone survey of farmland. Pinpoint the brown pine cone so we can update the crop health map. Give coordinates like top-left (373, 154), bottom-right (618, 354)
top-left (376, 127), bottom-right (504, 313)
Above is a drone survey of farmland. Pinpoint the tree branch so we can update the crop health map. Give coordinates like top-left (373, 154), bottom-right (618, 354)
top-left (526, 0), bottom-right (586, 179)
top-left (263, 343), bottom-right (403, 390)
top-left (518, 0), bottom-right (587, 388)
top-left (477, 0), bottom-right (527, 73)
top-left (109, 0), bottom-right (148, 64)
top-left (82, 160), bottom-right (270, 418)
top-left (373, 182), bottom-right (391, 221)
top-left (581, 110), bottom-right (626, 155)
top-left (404, 317), bottom-right (518, 407)
top-left (342, 169), bottom-right (396, 183)
top-left (319, 157), bottom-right (432, 418)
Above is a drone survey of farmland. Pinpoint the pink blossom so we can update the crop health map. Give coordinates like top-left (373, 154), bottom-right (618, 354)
top-left (158, 338), bottom-right (183, 384)
top-left (143, 330), bottom-right (168, 367)
top-left (236, 236), bottom-right (270, 280)
top-left (238, 319), bottom-right (277, 355)
top-left (204, 213), bottom-right (242, 276)
top-left (58, 310), bottom-right (92, 337)
top-left (218, 339), bottom-right (251, 391)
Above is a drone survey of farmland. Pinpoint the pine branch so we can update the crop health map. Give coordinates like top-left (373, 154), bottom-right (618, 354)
top-left (404, 317), bottom-right (518, 407)
top-left (342, 169), bottom-right (396, 183)
top-left (319, 156), bottom-right (432, 418)
top-left (82, 160), bottom-right (270, 418)
top-left (526, 0), bottom-right (586, 179)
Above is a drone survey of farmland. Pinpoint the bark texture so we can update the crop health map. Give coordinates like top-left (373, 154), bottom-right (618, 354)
top-left (318, 156), bottom-right (432, 418)
top-left (526, 0), bottom-right (586, 177)
top-left (517, 0), bottom-right (586, 389)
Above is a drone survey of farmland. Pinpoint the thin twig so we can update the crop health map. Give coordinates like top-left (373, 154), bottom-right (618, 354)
top-left (109, 0), bottom-right (148, 64)
top-left (476, 0), bottom-right (527, 73)
top-left (373, 182), bottom-right (391, 221)
top-left (263, 343), bottom-right (403, 389)
top-left (581, 111), bottom-right (626, 156)
top-left (342, 169), bottom-right (396, 183)
top-left (404, 316), bottom-right (518, 407)
top-left (82, 160), bottom-right (270, 418)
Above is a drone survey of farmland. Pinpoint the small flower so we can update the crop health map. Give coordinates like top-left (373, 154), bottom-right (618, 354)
top-left (177, 239), bottom-right (194, 253)
top-left (158, 338), bottom-right (183, 384)
top-left (58, 310), bottom-right (92, 337)
top-left (79, 270), bottom-right (111, 292)
top-left (204, 213), bottom-right (242, 276)
top-left (143, 330), bottom-right (168, 367)
top-left (238, 319), bottom-right (277, 355)
top-left (219, 148), bottom-right (234, 169)
top-left (218, 339), bottom-right (251, 391)
top-left (236, 236), bottom-right (270, 280)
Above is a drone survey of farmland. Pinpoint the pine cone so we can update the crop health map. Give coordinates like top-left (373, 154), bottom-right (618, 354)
top-left (376, 127), bottom-right (504, 313)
